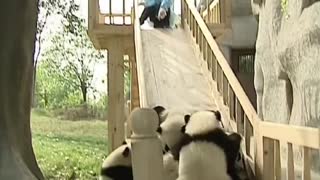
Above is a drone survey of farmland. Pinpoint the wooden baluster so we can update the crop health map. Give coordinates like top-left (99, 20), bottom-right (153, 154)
top-left (109, 0), bottom-right (112, 24)
top-left (123, 0), bottom-right (125, 24)
top-left (130, 108), bottom-right (164, 180)
top-left (263, 137), bottom-right (275, 180)
top-left (223, 74), bottom-right (228, 105)
top-left (302, 147), bottom-right (311, 180)
top-left (207, 0), bottom-right (211, 23)
top-left (212, 54), bottom-right (217, 81)
top-left (274, 140), bottom-right (281, 180)
top-left (244, 115), bottom-right (253, 157)
top-left (217, 64), bottom-right (222, 93)
top-left (199, 32), bottom-right (202, 51)
top-left (202, 35), bottom-right (206, 59)
top-left (228, 85), bottom-right (235, 120)
top-left (287, 143), bottom-right (295, 180)
top-left (235, 99), bottom-right (244, 135)
top-left (207, 45), bottom-right (212, 70)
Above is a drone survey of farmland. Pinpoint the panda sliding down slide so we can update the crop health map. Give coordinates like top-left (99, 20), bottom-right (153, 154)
top-left (154, 106), bottom-right (242, 180)
top-left (171, 110), bottom-right (242, 180)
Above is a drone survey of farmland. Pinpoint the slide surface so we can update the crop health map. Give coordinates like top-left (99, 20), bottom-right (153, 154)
top-left (139, 27), bottom-right (218, 112)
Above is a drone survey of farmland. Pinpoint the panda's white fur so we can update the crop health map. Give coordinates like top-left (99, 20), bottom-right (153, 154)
top-left (173, 110), bottom-right (241, 180)
top-left (100, 141), bottom-right (133, 180)
top-left (153, 106), bottom-right (188, 150)
top-left (178, 141), bottom-right (232, 180)
top-left (163, 151), bottom-right (179, 180)
top-left (183, 110), bottom-right (222, 136)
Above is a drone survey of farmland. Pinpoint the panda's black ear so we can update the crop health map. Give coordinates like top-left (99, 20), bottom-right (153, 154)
top-left (153, 106), bottom-right (166, 125)
top-left (181, 125), bottom-right (186, 133)
top-left (122, 147), bottom-right (130, 157)
top-left (184, 114), bottom-right (190, 124)
top-left (214, 111), bottom-right (221, 121)
top-left (153, 106), bottom-right (166, 115)
top-left (122, 140), bottom-right (127, 145)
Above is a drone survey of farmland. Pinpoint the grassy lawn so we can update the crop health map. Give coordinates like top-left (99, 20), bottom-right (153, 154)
top-left (31, 110), bottom-right (108, 180)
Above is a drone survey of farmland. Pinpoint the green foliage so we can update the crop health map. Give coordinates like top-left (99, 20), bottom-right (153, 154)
top-left (31, 111), bottom-right (108, 179)
top-left (36, 60), bottom-right (82, 109)
top-left (35, 0), bottom-right (106, 110)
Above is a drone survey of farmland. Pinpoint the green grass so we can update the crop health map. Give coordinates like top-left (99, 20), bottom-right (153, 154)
top-left (31, 110), bottom-right (108, 180)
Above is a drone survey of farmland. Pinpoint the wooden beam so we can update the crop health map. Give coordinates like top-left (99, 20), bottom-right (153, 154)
top-left (107, 41), bottom-right (125, 152)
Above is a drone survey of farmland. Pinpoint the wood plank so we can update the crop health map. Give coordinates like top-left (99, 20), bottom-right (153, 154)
top-left (302, 147), bottom-right (311, 180)
top-left (263, 137), bottom-right (275, 180)
top-left (287, 143), bottom-right (295, 180)
top-left (274, 140), bottom-right (281, 180)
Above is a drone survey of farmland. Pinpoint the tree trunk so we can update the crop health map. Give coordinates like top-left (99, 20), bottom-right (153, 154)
top-left (81, 85), bottom-right (87, 103)
top-left (0, 0), bottom-right (44, 179)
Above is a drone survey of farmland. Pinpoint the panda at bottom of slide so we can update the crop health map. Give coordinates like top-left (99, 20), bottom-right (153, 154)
top-left (100, 141), bottom-right (133, 180)
top-left (153, 105), bottom-right (192, 150)
top-left (172, 110), bottom-right (242, 180)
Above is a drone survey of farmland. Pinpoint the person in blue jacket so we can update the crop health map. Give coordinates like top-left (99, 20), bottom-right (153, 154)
top-left (139, 0), bottom-right (173, 28)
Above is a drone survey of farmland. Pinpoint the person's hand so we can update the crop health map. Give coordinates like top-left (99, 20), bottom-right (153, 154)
top-left (158, 7), bottom-right (167, 20)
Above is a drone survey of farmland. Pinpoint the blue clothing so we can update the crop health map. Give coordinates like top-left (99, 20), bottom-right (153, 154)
top-left (144, 0), bottom-right (161, 8)
top-left (144, 0), bottom-right (172, 11)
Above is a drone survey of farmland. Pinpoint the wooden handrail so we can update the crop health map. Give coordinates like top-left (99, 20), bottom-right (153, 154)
top-left (133, 0), bottom-right (148, 107)
top-left (260, 121), bottom-right (320, 149)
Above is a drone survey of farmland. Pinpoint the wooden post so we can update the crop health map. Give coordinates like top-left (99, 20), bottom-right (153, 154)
top-left (108, 41), bottom-right (125, 152)
top-left (130, 108), bottom-right (164, 180)
top-left (181, 0), bottom-right (185, 28)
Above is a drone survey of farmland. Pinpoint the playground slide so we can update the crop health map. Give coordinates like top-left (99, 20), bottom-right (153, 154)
top-left (137, 27), bottom-right (218, 112)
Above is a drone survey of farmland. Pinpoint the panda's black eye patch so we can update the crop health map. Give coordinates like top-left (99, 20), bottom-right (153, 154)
top-left (122, 147), bottom-right (130, 157)
top-left (156, 127), bottom-right (162, 134)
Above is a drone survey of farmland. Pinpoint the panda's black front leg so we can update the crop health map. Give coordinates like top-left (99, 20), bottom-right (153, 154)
top-left (170, 134), bottom-right (192, 161)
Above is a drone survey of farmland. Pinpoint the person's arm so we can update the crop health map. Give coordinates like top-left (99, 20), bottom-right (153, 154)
top-left (160, 0), bottom-right (172, 11)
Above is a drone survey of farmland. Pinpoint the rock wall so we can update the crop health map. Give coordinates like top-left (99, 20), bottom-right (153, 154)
top-left (0, 1), bottom-right (43, 179)
top-left (252, 0), bottom-right (320, 176)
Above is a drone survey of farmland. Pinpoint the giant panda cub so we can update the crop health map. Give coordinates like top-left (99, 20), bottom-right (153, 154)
top-left (171, 110), bottom-right (242, 180)
top-left (153, 105), bottom-right (189, 150)
top-left (100, 141), bottom-right (133, 180)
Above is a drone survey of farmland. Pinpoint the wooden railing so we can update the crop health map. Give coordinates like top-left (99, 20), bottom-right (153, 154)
top-left (96, 0), bottom-right (134, 25)
top-left (201, 0), bottom-right (221, 24)
top-left (133, 1), bottom-right (148, 108)
top-left (260, 122), bottom-right (320, 180)
top-left (181, 0), bottom-right (320, 179)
